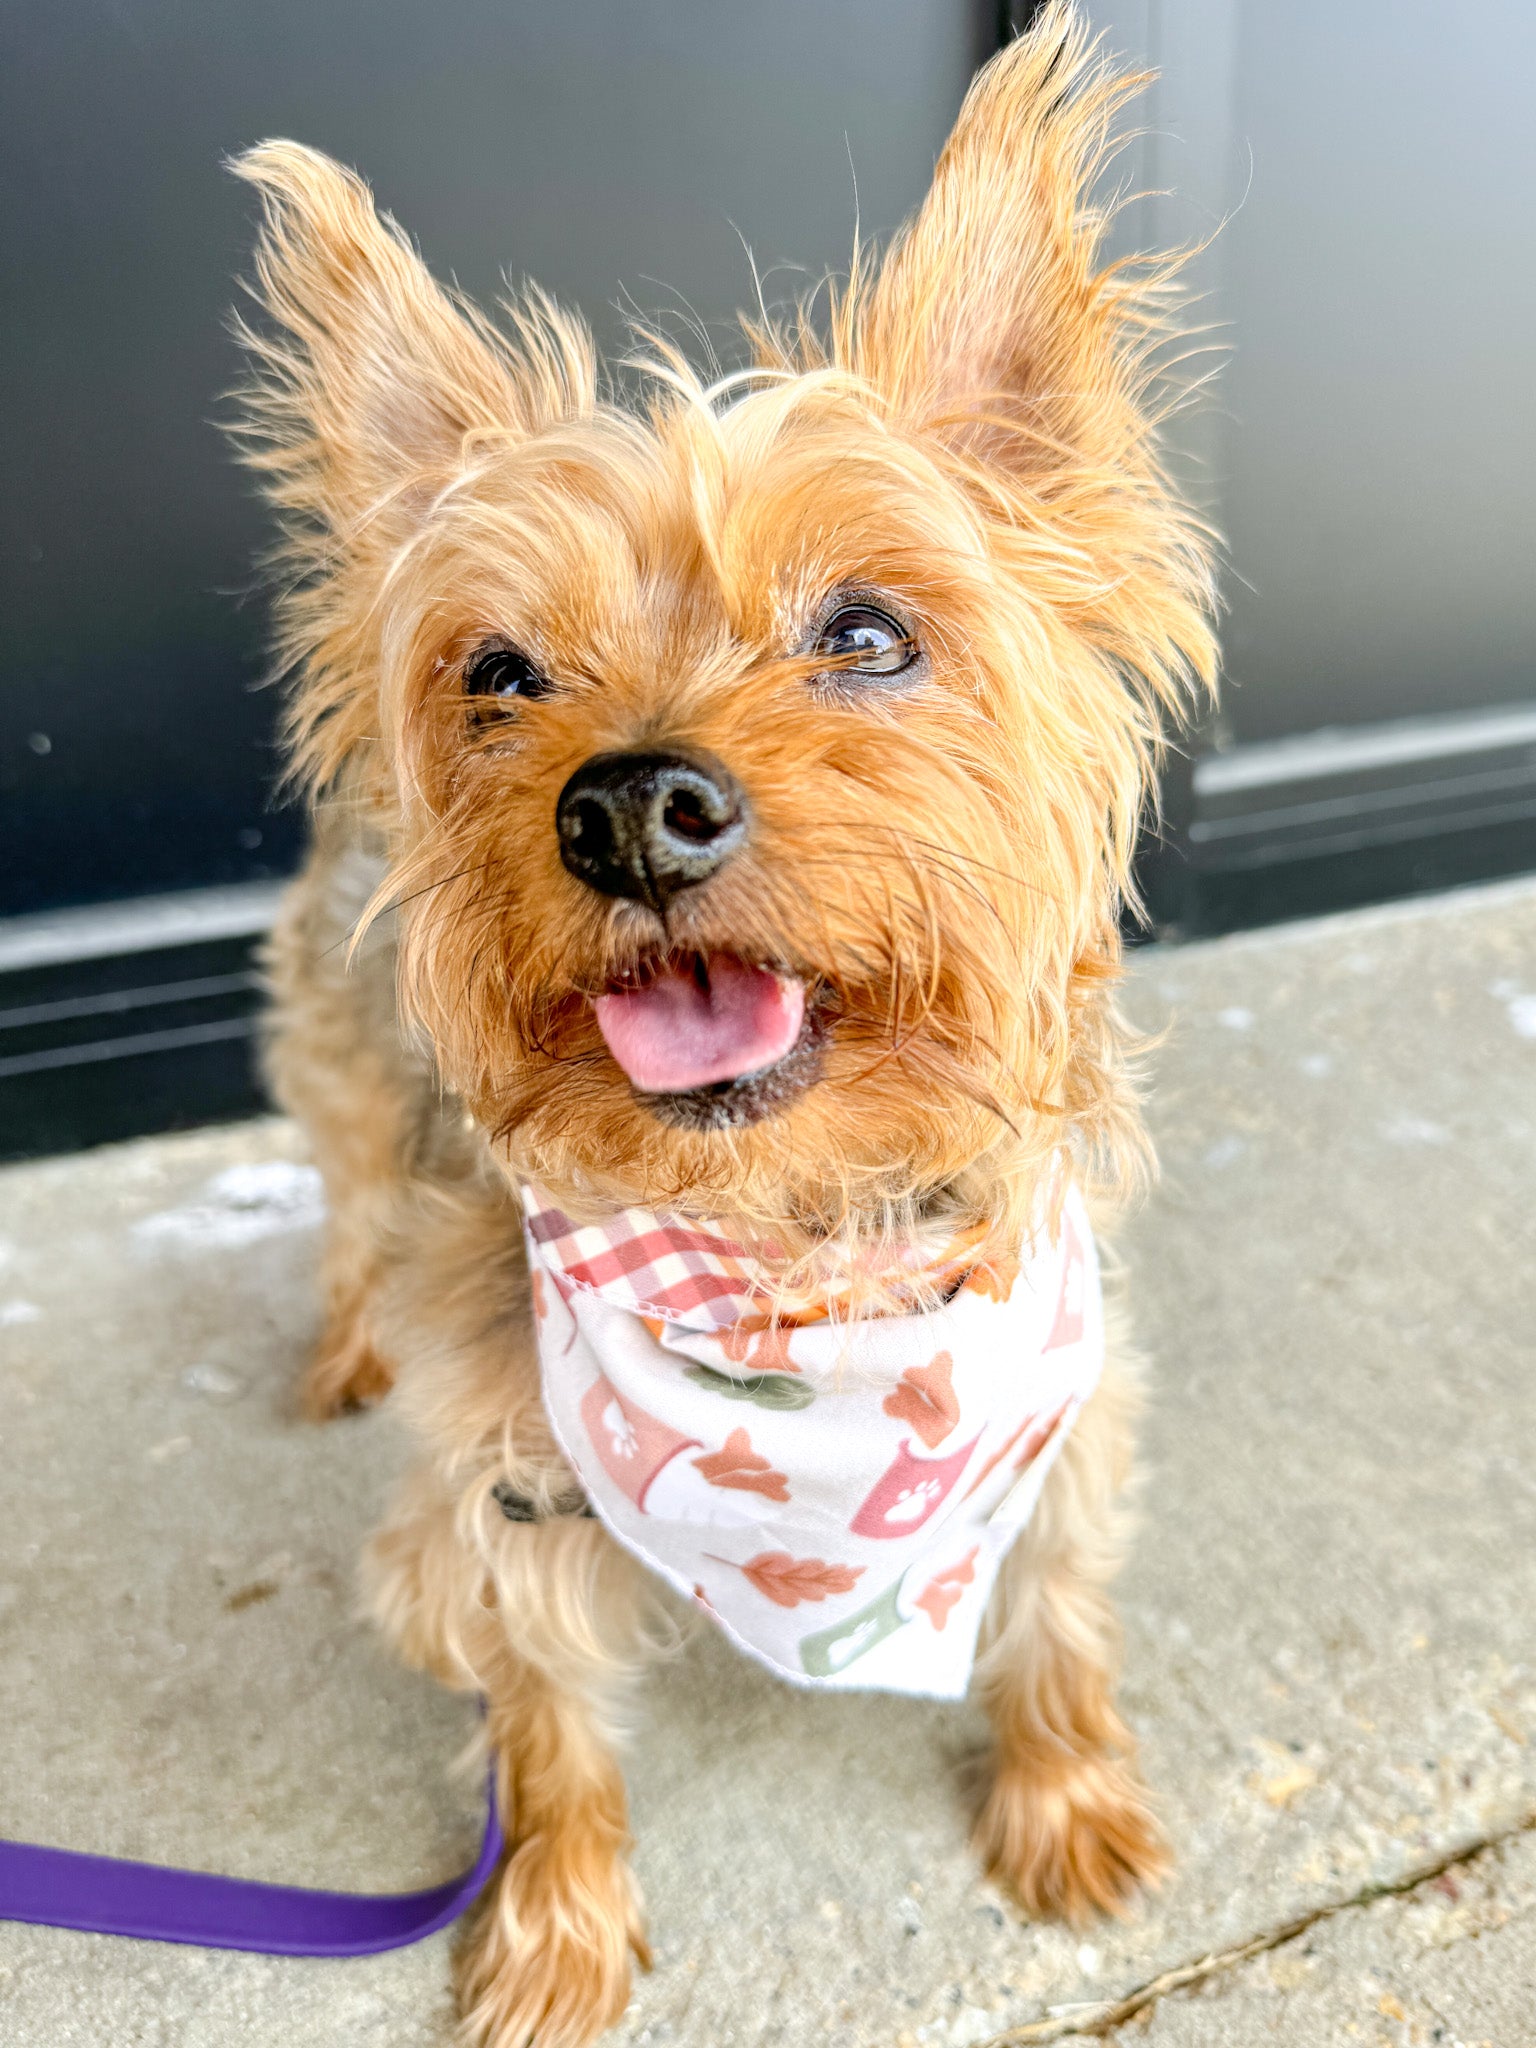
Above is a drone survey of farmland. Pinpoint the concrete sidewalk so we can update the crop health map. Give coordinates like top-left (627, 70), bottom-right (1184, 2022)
top-left (2, 877), bottom-right (1534, 2047)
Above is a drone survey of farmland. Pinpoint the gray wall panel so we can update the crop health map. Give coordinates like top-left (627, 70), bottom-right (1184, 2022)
top-left (1215, 0), bottom-right (1536, 742)
top-left (1092, 0), bottom-right (1534, 747)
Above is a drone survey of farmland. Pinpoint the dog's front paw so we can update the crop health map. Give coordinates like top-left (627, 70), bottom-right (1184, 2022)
top-left (975, 1753), bottom-right (1169, 1926)
top-left (300, 1313), bottom-right (395, 1419)
top-left (456, 1840), bottom-right (649, 2048)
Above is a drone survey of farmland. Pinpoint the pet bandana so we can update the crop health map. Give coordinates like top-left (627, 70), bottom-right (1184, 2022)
top-left (522, 1182), bottom-right (1103, 1700)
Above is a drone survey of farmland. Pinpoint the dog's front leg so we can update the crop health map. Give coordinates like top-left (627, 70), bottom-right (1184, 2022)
top-left (261, 808), bottom-right (448, 1421)
top-left (368, 1475), bottom-right (660, 2048)
top-left (464, 1545), bottom-right (654, 2048)
top-left (971, 1341), bottom-right (1168, 1923)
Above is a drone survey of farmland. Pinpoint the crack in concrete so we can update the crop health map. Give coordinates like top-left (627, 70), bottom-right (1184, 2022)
top-left (979, 1808), bottom-right (1536, 2045)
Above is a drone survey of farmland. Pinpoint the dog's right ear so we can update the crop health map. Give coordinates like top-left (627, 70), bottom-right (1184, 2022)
top-left (231, 141), bottom-right (592, 532)
top-left (228, 143), bottom-right (593, 785)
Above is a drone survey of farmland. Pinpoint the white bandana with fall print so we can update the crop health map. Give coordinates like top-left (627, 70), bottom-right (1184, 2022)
top-left (521, 1182), bottom-right (1103, 1699)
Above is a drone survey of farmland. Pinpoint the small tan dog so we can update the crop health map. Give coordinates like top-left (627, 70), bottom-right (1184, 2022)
top-left (230, 9), bottom-right (1216, 2042)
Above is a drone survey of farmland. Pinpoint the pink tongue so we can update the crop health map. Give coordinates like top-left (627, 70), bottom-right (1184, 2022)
top-left (594, 957), bottom-right (805, 1094)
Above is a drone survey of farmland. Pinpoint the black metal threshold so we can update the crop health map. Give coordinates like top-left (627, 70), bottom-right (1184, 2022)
top-left (0, 884), bottom-right (278, 1162)
top-left (1148, 700), bottom-right (1536, 939)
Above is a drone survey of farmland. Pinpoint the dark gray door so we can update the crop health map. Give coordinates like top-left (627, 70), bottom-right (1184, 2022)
top-left (1215, 0), bottom-right (1536, 745)
top-left (1095, 0), bottom-right (1536, 925)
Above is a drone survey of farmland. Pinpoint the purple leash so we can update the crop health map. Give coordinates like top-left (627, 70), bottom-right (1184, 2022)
top-left (0, 1506), bottom-right (575, 1952)
top-left (0, 1777), bottom-right (502, 1956)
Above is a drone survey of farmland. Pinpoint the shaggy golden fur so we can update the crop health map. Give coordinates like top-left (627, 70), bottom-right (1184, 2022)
top-left (231, 9), bottom-right (1216, 2041)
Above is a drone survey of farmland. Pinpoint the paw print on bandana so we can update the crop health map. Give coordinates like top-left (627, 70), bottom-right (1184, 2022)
top-left (885, 1477), bottom-right (945, 1525)
top-left (824, 1614), bottom-right (885, 1669)
top-left (798, 1576), bottom-right (907, 1678)
top-left (849, 1432), bottom-right (981, 1539)
top-left (579, 1375), bottom-right (700, 1511)
top-left (600, 1398), bottom-right (638, 1461)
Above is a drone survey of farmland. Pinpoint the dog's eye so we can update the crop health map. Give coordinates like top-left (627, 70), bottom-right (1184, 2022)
top-left (812, 606), bottom-right (915, 679)
top-left (463, 642), bottom-right (552, 702)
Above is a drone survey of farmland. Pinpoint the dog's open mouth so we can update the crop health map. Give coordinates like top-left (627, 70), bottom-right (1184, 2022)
top-left (593, 954), bottom-right (824, 1128)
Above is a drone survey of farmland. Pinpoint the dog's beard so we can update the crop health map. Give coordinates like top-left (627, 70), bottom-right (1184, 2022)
top-left (392, 808), bottom-right (1054, 1207)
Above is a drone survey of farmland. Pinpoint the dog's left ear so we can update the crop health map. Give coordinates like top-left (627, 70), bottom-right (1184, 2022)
top-left (851, 6), bottom-right (1150, 474)
top-left (844, 4), bottom-right (1215, 709)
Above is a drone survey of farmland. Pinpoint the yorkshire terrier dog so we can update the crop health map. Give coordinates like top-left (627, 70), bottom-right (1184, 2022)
top-left (230, 8), bottom-right (1216, 2042)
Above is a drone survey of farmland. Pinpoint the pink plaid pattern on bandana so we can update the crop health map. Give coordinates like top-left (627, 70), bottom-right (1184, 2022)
top-left (521, 1187), bottom-right (768, 1331)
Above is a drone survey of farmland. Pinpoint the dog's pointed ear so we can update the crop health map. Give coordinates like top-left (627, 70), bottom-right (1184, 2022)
top-left (848, 5), bottom-right (1151, 477)
top-left (229, 140), bottom-right (593, 541)
top-left (843, 5), bottom-right (1217, 734)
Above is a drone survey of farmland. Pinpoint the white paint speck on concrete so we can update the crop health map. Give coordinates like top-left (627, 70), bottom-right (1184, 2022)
top-left (1204, 1136), bottom-right (1247, 1169)
top-left (134, 1161), bottom-right (326, 1253)
top-left (1507, 993), bottom-right (1536, 1040)
top-left (1380, 1114), bottom-right (1451, 1146)
top-left (180, 1363), bottom-right (248, 1402)
top-left (932, 2006), bottom-right (1004, 2047)
top-left (1218, 1007), bottom-right (1255, 1030)
top-left (0, 1299), bottom-right (42, 1327)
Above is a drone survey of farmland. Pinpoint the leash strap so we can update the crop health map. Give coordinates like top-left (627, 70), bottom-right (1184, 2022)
top-left (0, 1480), bottom-right (588, 1954)
top-left (0, 1781), bottom-right (502, 1956)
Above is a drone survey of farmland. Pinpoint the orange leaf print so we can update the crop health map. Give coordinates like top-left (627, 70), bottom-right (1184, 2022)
top-left (964, 1250), bottom-right (1021, 1303)
top-left (736, 1551), bottom-right (864, 1608)
top-left (913, 1547), bottom-right (978, 1631)
top-left (883, 1350), bottom-right (960, 1449)
top-left (718, 1318), bottom-right (802, 1373)
top-left (693, 1427), bottom-right (790, 1501)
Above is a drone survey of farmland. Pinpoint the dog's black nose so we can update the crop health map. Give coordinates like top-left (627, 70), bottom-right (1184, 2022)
top-left (556, 750), bottom-right (747, 910)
